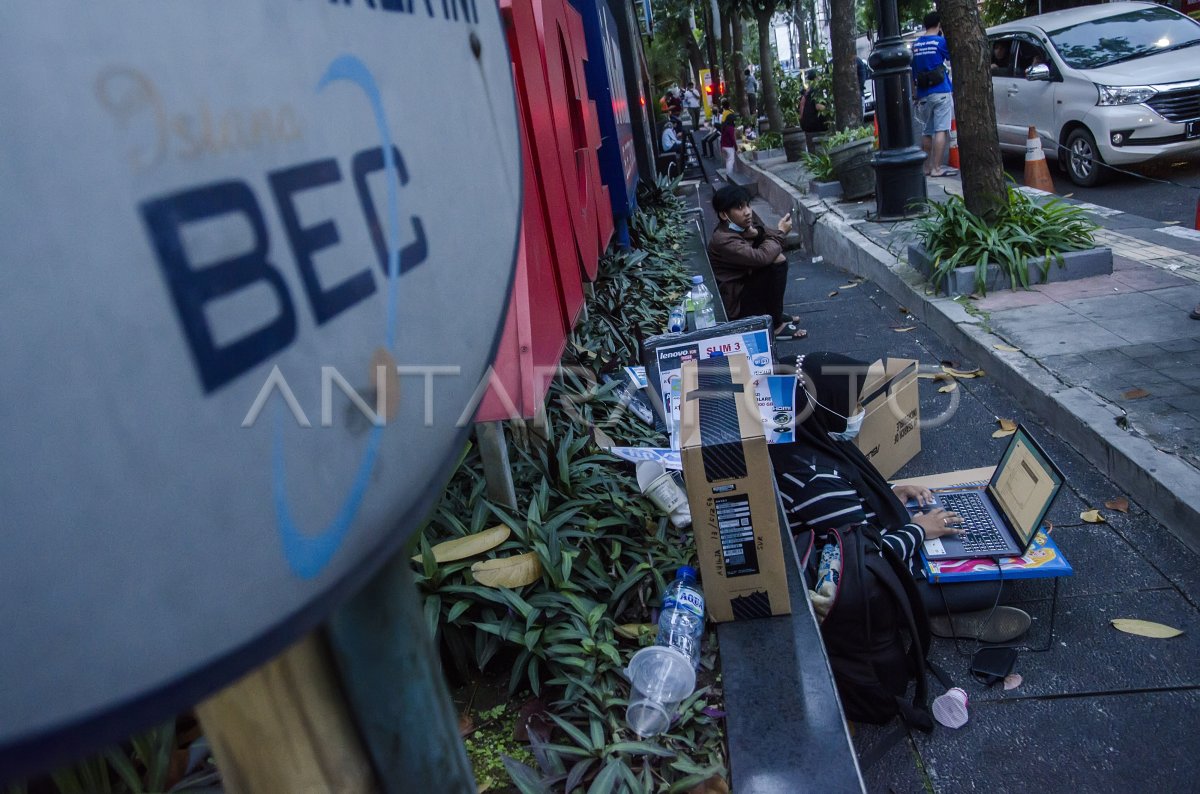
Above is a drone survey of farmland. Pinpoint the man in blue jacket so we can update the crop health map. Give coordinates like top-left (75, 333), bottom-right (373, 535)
top-left (911, 12), bottom-right (956, 177)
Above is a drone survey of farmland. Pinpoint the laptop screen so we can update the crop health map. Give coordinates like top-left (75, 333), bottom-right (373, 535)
top-left (987, 428), bottom-right (1064, 546)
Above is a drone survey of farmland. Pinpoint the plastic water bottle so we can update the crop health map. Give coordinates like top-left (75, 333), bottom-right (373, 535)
top-left (689, 276), bottom-right (716, 329)
top-left (656, 566), bottom-right (705, 668)
top-left (668, 303), bottom-right (686, 333)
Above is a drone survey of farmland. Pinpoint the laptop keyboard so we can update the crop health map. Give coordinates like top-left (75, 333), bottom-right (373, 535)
top-left (937, 492), bottom-right (1010, 554)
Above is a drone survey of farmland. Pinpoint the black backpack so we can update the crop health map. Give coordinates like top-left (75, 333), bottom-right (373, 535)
top-left (801, 524), bottom-right (934, 731)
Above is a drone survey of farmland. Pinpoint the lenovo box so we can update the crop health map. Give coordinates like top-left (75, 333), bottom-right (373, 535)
top-left (856, 358), bottom-right (920, 479)
top-left (679, 354), bottom-right (790, 623)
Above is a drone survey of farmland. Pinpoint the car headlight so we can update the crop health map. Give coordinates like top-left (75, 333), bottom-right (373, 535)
top-left (1096, 84), bottom-right (1157, 106)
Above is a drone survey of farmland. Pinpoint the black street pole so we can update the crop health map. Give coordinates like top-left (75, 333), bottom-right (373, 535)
top-left (869, 0), bottom-right (926, 219)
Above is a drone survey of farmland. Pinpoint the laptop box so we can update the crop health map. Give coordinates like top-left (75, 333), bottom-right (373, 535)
top-left (680, 354), bottom-right (790, 623)
top-left (855, 358), bottom-right (920, 479)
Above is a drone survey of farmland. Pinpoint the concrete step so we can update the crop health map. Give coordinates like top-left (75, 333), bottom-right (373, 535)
top-left (750, 197), bottom-right (805, 252)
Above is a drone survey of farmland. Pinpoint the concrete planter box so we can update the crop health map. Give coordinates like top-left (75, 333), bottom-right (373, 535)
top-left (751, 148), bottom-right (784, 161)
top-left (808, 179), bottom-right (842, 199)
top-left (908, 242), bottom-right (1113, 296)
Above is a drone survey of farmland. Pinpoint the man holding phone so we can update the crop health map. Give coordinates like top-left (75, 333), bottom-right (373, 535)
top-left (707, 185), bottom-right (806, 340)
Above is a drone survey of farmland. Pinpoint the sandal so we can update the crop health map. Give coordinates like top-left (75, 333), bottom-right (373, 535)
top-left (774, 322), bottom-right (808, 340)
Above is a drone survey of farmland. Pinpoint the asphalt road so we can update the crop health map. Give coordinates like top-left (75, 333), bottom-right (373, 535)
top-left (1003, 152), bottom-right (1200, 225)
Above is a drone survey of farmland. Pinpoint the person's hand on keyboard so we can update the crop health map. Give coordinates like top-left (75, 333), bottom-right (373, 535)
top-left (893, 483), bottom-right (934, 507)
top-left (913, 508), bottom-right (966, 539)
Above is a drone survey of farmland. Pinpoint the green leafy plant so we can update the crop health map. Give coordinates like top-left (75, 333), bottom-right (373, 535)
top-left (799, 150), bottom-right (836, 182)
top-left (820, 125), bottom-right (875, 150)
top-left (773, 66), bottom-right (804, 128)
top-left (414, 186), bottom-right (727, 792)
top-left (912, 183), bottom-right (1100, 295)
top-left (755, 132), bottom-right (782, 151)
top-left (462, 703), bottom-right (537, 791)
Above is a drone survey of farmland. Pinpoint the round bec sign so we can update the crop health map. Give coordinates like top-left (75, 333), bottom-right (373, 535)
top-left (0, 1), bottom-right (520, 779)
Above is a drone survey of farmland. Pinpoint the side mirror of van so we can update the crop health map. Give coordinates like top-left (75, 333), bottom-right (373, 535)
top-left (1026, 63), bottom-right (1052, 82)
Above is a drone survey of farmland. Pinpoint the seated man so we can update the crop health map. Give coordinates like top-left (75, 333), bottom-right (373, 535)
top-left (707, 185), bottom-right (805, 339)
top-left (661, 119), bottom-right (682, 156)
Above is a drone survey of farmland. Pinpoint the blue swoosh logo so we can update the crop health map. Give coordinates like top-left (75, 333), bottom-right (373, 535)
top-left (272, 55), bottom-right (402, 579)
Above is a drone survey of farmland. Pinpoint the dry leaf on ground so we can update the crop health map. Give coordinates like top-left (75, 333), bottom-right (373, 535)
top-left (894, 326), bottom-right (916, 333)
top-left (1080, 509), bottom-right (1105, 523)
top-left (1111, 618), bottom-right (1183, 638)
top-left (458, 713), bottom-right (475, 737)
top-left (1105, 496), bottom-right (1130, 513)
top-left (943, 365), bottom-right (985, 379)
top-left (412, 525), bottom-right (511, 563)
top-left (1003, 673), bottom-right (1023, 690)
top-left (1122, 388), bottom-right (1151, 400)
top-left (939, 382), bottom-right (958, 393)
top-left (993, 344), bottom-right (1021, 352)
top-left (615, 623), bottom-right (657, 641)
top-left (828, 290), bottom-right (839, 297)
top-left (898, 306), bottom-right (910, 313)
top-left (472, 552), bottom-right (543, 587)
top-left (993, 417), bottom-right (1018, 437)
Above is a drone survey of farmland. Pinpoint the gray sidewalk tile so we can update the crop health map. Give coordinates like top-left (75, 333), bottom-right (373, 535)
top-left (926, 588), bottom-right (1200, 701)
top-left (991, 315), bottom-right (1127, 357)
top-left (1146, 283), bottom-right (1200, 311)
top-left (1032, 275), bottom-right (1127, 301)
top-left (973, 289), bottom-right (1055, 311)
top-left (916, 691), bottom-right (1200, 794)
top-left (853, 726), bottom-right (927, 794)
top-left (1158, 337), bottom-right (1200, 353)
top-left (1110, 266), bottom-right (1192, 291)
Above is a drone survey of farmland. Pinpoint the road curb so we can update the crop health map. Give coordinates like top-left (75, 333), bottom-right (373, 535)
top-left (735, 155), bottom-right (1200, 553)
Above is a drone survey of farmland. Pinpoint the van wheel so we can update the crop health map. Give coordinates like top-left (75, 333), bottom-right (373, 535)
top-left (1065, 128), bottom-right (1108, 187)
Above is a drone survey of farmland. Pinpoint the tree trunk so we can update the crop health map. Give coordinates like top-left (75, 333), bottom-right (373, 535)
top-left (732, 10), bottom-right (751, 119)
top-left (829, 0), bottom-right (860, 130)
top-left (795, 0), bottom-right (810, 68)
top-left (720, 7), bottom-right (733, 101)
top-left (938, 0), bottom-right (1006, 217)
top-left (682, 18), bottom-right (706, 84)
top-left (756, 9), bottom-right (784, 133)
top-left (704, 1), bottom-right (720, 85)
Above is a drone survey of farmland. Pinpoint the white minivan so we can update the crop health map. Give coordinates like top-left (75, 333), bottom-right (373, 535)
top-left (987, 2), bottom-right (1200, 186)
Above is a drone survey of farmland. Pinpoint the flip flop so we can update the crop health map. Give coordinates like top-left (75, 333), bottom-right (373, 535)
top-left (931, 168), bottom-right (959, 177)
top-left (774, 322), bottom-right (808, 340)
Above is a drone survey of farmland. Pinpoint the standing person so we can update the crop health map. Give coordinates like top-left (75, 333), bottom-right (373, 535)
top-left (911, 12), bottom-right (957, 177)
top-left (744, 67), bottom-right (759, 118)
top-left (718, 98), bottom-right (738, 175)
top-left (682, 82), bottom-right (702, 128)
top-left (664, 87), bottom-right (683, 119)
top-left (706, 185), bottom-right (806, 340)
top-left (799, 69), bottom-right (828, 154)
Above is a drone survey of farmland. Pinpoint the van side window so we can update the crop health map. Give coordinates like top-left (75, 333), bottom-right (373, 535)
top-left (1015, 38), bottom-right (1051, 78)
top-left (990, 37), bottom-right (1016, 78)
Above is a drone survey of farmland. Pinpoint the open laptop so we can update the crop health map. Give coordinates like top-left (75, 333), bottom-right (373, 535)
top-left (921, 425), bottom-right (1064, 561)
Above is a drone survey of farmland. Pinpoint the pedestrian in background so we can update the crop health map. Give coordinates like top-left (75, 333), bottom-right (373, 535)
top-left (744, 68), bottom-right (759, 118)
top-left (718, 98), bottom-right (738, 174)
top-left (682, 82), bottom-right (701, 128)
top-left (799, 69), bottom-right (828, 154)
top-left (911, 12), bottom-right (957, 177)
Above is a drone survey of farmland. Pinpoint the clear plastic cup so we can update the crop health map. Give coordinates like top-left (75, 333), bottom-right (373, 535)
top-left (624, 646), bottom-right (697, 737)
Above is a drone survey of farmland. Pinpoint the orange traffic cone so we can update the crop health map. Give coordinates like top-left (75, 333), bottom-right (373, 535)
top-left (947, 118), bottom-right (959, 169)
top-left (1023, 126), bottom-right (1055, 193)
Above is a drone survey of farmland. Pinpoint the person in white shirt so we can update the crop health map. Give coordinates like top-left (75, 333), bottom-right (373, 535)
top-left (681, 82), bottom-right (702, 128)
top-left (661, 120), bottom-right (682, 155)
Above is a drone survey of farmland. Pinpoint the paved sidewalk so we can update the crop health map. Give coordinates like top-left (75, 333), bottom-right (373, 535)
top-left (736, 152), bottom-right (1200, 552)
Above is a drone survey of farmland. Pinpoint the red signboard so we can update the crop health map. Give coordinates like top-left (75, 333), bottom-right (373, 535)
top-left (477, 0), bottom-right (615, 421)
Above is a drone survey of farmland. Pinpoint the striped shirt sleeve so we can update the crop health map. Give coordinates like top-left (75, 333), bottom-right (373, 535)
top-left (776, 462), bottom-right (926, 563)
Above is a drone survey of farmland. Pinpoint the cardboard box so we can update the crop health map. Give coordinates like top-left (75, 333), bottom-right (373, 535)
top-left (642, 316), bottom-right (775, 448)
top-left (855, 358), bottom-right (920, 479)
top-left (679, 354), bottom-right (791, 623)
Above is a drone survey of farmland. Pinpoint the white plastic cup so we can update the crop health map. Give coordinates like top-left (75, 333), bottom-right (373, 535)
top-left (932, 686), bottom-right (969, 729)
top-left (636, 462), bottom-right (691, 528)
top-left (624, 646), bottom-right (697, 737)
